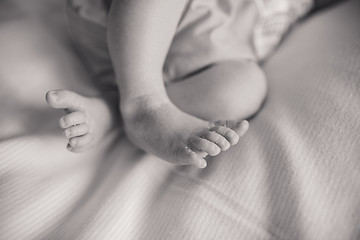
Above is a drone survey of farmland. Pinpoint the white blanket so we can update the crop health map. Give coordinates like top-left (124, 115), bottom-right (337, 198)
top-left (1, 1), bottom-right (359, 239)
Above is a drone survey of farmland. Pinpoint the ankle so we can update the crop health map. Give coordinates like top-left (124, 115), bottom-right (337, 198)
top-left (120, 92), bottom-right (170, 119)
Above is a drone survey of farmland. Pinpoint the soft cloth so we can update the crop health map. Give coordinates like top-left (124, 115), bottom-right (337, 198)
top-left (1, 0), bottom-right (360, 239)
top-left (69, 0), bottom-right (313, 81)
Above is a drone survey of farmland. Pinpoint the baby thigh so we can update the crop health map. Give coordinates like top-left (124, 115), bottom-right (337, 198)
top-left (166, 61), bottom-right (267, 122)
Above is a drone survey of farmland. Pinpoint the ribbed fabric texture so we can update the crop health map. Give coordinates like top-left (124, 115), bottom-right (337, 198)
top-left (1, 0), bottom-right (360, 239)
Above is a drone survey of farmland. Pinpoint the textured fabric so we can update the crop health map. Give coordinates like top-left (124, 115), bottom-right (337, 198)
top-left (68, 0), bottom-right (313, 81)
top-left (1, 0), bottom-right (360, 240)
top-left (253, 0), bottom-right (313, 59)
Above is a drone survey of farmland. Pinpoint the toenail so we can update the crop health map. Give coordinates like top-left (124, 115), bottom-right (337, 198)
top-left (212, 145), bottom-right (221, 155)
top-left (59, 118), bottom-right (66, 128)
top-left (49, 91), bottom-right (58, 100)
top-left (200, 160), bottom-right (207, 168)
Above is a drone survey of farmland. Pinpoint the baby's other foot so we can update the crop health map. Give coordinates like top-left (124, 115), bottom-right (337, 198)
top-left (121, 96), bottom-right (249, 168)
top-left (46, 89), bottom-right (116, 152)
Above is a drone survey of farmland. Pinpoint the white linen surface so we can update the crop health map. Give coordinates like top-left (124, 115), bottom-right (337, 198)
top-left (0, 0), bottom-right (359, 239)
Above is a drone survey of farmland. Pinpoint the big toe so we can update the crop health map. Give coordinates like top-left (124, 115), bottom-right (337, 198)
top-left (46, 89), bottom-right (87, 111)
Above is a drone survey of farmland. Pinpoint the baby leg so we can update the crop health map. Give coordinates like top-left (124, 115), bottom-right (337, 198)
top-left (107, 0), bottom-right (256, 168)
top-left (167, 60), bottom-right (267, 121)
top-left (45, 2), bottom-right (120, 153)
top-left (120, 62), bottom-right (264, 169)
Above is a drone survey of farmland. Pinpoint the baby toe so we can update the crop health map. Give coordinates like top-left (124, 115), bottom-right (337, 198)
top-left (210, 125), bottom-right (239, 146)
top-left (188, 136), bottom-right (221, 157)
top-left (64, 123), bottom-right (89, 138)
top-left (201, 130), bottom-right (230, 151)
top-left (184, 147), bottom-right (207, 169)
top-left (60, 111), bottom-right (86, 129)
top-left (46, 89), bottom-right (87, 111)
top-left (45, 90), bottom-right (61, 108)
top-left (68, 134), bottom-right (92, 152)
top-left (225, 120), bottom-right (249, 137)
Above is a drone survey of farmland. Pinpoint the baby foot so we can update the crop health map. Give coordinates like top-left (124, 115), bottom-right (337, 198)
top-left (121, 95), bottom-right (249, 168)
top-left (46, 89), bottom-right (116, 152)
